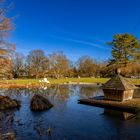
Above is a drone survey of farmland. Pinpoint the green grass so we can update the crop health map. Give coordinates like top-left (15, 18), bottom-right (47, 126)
top-left (49, 78), bottom-right (109, 84)
top-left (0, 79), bottom-right (40, 84)
top-left (128, 78), bottom-right (140, 86)
top-left (0, 78), bottom-right (109, 85)
top-left (0, 77), bottom-right (140, 85)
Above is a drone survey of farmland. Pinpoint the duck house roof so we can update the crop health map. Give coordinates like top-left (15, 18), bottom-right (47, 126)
top-left (102, 75), bottom-right (136, 90)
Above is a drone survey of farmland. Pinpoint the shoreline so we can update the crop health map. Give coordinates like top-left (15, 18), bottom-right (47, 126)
top-left (0, 82), bottom-right (99, 89)
top-left (0, 77), bottom-right (140, 89)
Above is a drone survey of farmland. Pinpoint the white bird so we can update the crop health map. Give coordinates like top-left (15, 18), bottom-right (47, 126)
top-left (43, 78), bottom-right (50, 83)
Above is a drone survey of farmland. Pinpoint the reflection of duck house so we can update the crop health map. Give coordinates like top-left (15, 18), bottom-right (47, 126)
top-left (102, 74), bottom-right (136, 101)
top-left (104, 109), bottom-right (135, 120)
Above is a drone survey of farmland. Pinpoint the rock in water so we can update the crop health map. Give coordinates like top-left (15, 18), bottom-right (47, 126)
top-left (0, 132), bottom-right (16, 140)
top-left (0, 96), bottom-right (20, 110)
top-left (30, 94), bottom-right (53, 111)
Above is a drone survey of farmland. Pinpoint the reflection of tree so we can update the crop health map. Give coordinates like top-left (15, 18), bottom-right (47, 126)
top-left (0, 85), bottom-right (103, 100)
top-left (79, 85), bottom-right (103, 98)
top-left (0, 86), bottom-right (70, 103)
top-left (0, 110), bottom-right (15, 134)
top-left (1, 88), bottom-right (33, 99)
top-left (0, 85), bottom-right (103, 107)
top-left (38, 85), bottom-right (70, 103)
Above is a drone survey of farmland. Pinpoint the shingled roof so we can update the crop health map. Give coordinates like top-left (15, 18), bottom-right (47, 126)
top-left (102, 75), bottom-right (136, 90)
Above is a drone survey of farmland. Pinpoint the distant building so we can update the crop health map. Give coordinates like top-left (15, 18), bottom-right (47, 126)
top-left (102, 74), bottom-right (136, 101)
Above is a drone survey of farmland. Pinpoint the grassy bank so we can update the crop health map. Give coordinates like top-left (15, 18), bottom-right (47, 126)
top-left (0, 78), bottom-right (109, 85)
top-left (0, 78), bottom-right (140, 88)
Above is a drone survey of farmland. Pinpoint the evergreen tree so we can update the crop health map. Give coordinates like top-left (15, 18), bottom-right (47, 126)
top-left (108, 33), bottom-right (140, 66)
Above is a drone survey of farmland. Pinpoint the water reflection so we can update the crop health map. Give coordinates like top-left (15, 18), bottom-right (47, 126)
top-left (0, 110), bottom-right (15, 134)
top-left (103, 109), bottom-right (136, 121)
top-left (79, 85), bottom-right (102, 98)
top-left (102, 108), bottom-right (140, 140)
top-left (0, 85), bottom-right (140, 139)
top-left (134, 87), bottom-right (140, 98)
top-left (0, 85), bottom-right (103, 103)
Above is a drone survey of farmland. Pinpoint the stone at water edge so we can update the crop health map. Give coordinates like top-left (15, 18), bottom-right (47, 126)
top-left (30, 94), bottom-right (53, 111)
top-left (0, 132), bottom-right (16, 140)
top-left (0, 95), bottom-right (20, 110)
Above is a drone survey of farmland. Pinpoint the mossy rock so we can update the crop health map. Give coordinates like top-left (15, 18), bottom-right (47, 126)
top-left (30, 94), bottom-right (53, 111)
top-left (0, 95), bottom-right (20, 110)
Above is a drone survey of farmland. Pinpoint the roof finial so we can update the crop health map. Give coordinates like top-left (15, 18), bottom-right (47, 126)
top-left (115, 68), bottom-right (121, 75)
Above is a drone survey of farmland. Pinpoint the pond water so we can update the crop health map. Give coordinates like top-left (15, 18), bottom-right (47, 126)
top-left (0, 84), bottom-right (140, 140)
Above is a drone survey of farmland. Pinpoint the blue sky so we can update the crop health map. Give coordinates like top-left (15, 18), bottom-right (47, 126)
top-left (6, 0), bottom-right (140, 61)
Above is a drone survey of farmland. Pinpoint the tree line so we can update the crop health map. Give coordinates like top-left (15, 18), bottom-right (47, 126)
top-left (12, 50), bottom-right (105, 79)
top-left (1, 0), bottom-right (140, 79)
top-left (8, 45), bottom-right (140, 79)
top-left (11, 32), bottom-right (140, 79)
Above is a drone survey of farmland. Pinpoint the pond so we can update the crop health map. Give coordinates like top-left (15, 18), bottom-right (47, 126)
top-left (0, 84), bottom-right (140, 140)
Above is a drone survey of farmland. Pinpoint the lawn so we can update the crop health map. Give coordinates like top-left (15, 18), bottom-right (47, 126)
top-left (0, 77), bottom-right (140, 88)
top-left (0, 78), bottom-right (109, 84)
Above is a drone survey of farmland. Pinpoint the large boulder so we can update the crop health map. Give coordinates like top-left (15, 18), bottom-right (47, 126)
top-left (0, 96), bottom-right (20, 110)
top-left (30, 94), bottom-right (53, 111)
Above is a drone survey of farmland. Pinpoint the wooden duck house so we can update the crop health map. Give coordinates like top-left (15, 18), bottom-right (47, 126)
top-left (102, 74), bottom-right (136, 101)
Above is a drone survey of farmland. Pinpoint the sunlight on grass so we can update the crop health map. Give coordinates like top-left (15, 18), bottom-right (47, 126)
top-left (0, 78), bottom-right (140, 86)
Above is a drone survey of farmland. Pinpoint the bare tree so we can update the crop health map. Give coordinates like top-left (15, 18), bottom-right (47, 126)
top-left (26, 50), bottom-right (49, 78)
top-left (67, 61), bottom-right (78, 78)
top-left (12, 52), bottom-right (25, 78)
top-left (77, 56), bottom-right (100, 77)
top-left (48, 52), bottom-right (69, 78)
top-left (0, 1), bottom-right (15, 79)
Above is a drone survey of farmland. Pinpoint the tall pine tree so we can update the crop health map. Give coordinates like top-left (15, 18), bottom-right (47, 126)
top-left (108, 33), bottom-right (140, 66)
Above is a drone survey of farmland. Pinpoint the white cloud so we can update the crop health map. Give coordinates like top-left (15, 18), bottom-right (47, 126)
top-left (48, 35), bottom-right (110, 51)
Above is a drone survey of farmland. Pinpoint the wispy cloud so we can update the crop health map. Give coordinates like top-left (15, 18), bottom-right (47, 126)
top-left (48, 35), bottom-right (110, 51)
